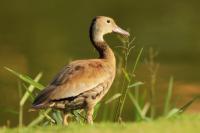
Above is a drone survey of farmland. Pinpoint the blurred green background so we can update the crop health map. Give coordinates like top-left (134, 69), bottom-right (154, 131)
top-left (0, 0), bottom-right (200, 126)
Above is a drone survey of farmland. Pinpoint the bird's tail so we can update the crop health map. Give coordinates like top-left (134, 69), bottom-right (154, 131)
top-left (32, 86), bottom-right (54, 109)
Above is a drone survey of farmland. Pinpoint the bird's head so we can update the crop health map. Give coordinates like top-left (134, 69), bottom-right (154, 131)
top-left (90, 16), bottom-right (130, 42)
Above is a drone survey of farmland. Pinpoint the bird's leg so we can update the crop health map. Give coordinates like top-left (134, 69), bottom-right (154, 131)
top-left (86, 106), bottom-right (94, 124)
top-left (62, 111), bottom-right (70, 126)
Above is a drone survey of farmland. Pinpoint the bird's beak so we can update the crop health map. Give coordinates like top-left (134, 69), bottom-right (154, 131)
top-left (113, 26), bottom-right (130, 37)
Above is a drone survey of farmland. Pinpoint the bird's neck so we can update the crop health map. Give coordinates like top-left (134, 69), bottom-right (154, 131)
top-left (90, 32), bottom-right (115, 59)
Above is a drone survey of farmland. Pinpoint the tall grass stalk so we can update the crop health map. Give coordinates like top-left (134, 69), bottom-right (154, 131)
top-left (20, 73), bottom-right (43, 106)
top-left (17, 81), bottom-right (23, 127)
top-left (19, 73), bottom-right (42, 127)
top-left (164, 76), bottom-right (174, 115)
top-left (114, 36), bottom-right (144, 122)
top-left (145, 48), bottom-right (159, 118)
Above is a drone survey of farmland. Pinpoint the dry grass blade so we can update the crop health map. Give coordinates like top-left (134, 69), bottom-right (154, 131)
top-left (178, 96), bottom-right (199, 113)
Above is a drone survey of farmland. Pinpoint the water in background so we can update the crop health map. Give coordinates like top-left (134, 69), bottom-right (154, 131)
top-left (0, 0), bottom-right (200, 126)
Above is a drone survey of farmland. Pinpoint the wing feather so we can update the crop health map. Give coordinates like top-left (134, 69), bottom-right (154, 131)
top-left (32, 59), bottom-right (112, 108)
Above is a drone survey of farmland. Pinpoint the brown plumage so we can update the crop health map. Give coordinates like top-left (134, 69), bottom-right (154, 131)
top-left (32, 16), bottom-right (130, 125)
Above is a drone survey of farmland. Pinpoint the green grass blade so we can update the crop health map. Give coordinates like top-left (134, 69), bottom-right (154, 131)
top-left (22, 84), bottom-right (35, 102)
top-left (28, 109), bottom-right (52, 127)
top-left (131, 47), bottom-right (143, 74)
top-left (93, 103), bottom-right (101, 120)
top-left (52, 110), bottom-right (63, 125)
top-left (42, 111), bottom-right (56, 124)
top-left (166, 108), bottom-right (179, 118)
top-left (20, 73), bottom-right (43, 106)
top-left (127, 90), bottom-right (145, 120)
top-left (18, 81), bottom-right (23, 127)
top-left (72, 110), bottom-right (86, 124)
top-left (105, 93), bottom-right (122, 104)
top-left (142, 102), bottom-right (150, 117)
top-left (102, 106), bottom-right (109, 121)
top-left (122, 68), bottom-right (130, 82)
top-left (128, 81), bottom-right (144, 88)
top-left (164, 76), bottom-right (174, 115)
top-left (0, 107), bottom-right (19, 115)
top-left (4, 67), bottom-right (44, 90)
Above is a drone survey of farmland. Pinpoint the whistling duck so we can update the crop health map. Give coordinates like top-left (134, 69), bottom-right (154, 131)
top-left (32, 16), bottom-right (130, 125)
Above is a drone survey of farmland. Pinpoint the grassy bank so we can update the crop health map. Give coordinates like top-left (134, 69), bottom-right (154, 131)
top-left (1, 115), bottom-right (200, 133)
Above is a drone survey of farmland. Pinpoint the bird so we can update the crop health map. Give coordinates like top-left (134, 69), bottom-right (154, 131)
top-left (32, 16), bottom-right (130, 125)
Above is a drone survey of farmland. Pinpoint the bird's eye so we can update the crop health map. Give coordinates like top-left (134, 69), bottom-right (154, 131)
top-left (107, 20), bottom-right (110, 23)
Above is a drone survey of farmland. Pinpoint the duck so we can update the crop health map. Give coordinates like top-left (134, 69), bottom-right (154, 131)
top-left (32, 16), bottom-right (130, 125)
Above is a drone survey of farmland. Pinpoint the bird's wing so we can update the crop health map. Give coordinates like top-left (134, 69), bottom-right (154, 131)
top-left (32, 59), bottom-right (113, 107)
